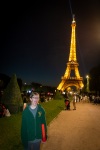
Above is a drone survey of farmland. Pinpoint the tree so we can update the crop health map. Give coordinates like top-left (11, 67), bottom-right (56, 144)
top-left (2, 74), bottom-right (23, 113)
top-left (89, 64), bottom-right (100, 93)
top-left (31, 82), bottom-right (42, 92)
top-left (17, 78), bottom-right (23, 90)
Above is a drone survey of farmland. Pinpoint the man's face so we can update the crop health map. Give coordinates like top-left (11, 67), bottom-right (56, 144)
top-left (30, 95), bottom-right (39, 106)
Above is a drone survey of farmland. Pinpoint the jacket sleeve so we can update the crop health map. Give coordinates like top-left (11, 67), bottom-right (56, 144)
top-left (21, 112), bottom-right (28, 148)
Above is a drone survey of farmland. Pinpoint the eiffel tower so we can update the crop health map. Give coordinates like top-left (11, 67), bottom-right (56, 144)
top-left (57, 15), bottom-right (84, 91)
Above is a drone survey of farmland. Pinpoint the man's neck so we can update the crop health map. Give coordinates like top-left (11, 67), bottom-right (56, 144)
top-left (30, 105), bottom-right (37, 109)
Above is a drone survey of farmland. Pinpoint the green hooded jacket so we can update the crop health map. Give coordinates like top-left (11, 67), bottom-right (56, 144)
top-left (21, 104), bottom-right (47, 148)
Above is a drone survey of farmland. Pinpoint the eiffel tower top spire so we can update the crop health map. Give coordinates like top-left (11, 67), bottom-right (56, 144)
top-left (72, 14), bottom-right (75, 23)
top-left (69, 14), bottom-right (76, 62)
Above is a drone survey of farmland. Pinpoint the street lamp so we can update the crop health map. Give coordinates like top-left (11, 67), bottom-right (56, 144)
top-left (86, 75), bottom-right (89, 92)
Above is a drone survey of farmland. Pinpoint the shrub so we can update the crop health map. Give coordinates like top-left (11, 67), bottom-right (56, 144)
top-left (1, 74), bottom-right (23, 113)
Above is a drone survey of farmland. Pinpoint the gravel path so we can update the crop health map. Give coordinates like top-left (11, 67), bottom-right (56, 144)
top-left (41, 102), bottom-right (100, 150)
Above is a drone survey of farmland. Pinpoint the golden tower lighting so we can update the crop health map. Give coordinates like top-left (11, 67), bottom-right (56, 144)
top-left (57, 15), bottom-right (84, 91)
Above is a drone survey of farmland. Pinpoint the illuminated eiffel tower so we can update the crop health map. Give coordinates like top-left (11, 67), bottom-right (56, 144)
top-left (57, 15), bottom-right (84, 91)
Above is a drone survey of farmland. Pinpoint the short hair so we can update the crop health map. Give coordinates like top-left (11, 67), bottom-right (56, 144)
top-left (30, 92), bottom-right (39, 98)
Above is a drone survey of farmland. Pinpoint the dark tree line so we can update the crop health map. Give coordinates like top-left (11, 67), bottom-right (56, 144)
top-left (0, 73), bottom-right (22, 91)
top-left (0, 73), bottom-right (56, 94)
top-left (89, 64), bottom-right (100, 94)
top-left (0, 73), bottom-right (56, 114)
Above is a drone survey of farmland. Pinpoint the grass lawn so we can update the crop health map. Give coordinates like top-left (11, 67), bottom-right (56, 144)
top-left (0, 99), bottom-right (64, 150)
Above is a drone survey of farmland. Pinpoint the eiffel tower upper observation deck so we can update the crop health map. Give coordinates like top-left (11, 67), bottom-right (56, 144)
top-left (57, 15), bottom-right (84, 91)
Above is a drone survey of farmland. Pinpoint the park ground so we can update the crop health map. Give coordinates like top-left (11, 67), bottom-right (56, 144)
top-left (41, 102), bottom-right (100, 150)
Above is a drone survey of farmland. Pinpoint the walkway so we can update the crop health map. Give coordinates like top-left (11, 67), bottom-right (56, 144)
top-left (41, 102), bottom-right (100, 150)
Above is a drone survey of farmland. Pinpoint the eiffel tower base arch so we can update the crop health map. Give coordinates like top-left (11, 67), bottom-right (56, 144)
top-left (57, 78), bottom-right (84, 92)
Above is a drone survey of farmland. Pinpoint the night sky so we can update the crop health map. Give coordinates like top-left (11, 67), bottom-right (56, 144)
top-left (1, 0), bottom-right (100, 87)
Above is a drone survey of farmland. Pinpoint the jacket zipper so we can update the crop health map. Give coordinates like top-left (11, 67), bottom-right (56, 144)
top-left (34, 108), bottom-right (38, 138)
top-left (34, 116), bottom-right (36, 138)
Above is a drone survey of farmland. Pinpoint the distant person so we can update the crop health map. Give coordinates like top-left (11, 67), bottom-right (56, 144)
top-left (23, 96), bottom-right (27, 110)
top-left (21, 92), bottom-right (47, 150)
top-left (40, 95), bottom-right (45, 102)
top-left (64, 99), bottom-right (70, 110)
top-left (0, 103), bottom-right (7, 117)
top-left (5, 109), bottom-right (11, 117)
top-left (73, 94), bottom-right (77, 110)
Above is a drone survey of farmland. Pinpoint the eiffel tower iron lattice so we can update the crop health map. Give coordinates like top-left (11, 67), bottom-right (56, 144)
top-left (57, 15), bottom-right (84, 91)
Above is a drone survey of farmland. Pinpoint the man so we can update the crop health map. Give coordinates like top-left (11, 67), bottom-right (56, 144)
top-left (21, 92), bottom-right (47, 150)
top-left (73, 94), bottom-right (77, 110)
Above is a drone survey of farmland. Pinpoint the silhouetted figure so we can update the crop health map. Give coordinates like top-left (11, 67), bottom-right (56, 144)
top-left (73, 95), bottom-right (76, 110)
top-left (65, 99), bottom-right (70, 110)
